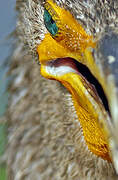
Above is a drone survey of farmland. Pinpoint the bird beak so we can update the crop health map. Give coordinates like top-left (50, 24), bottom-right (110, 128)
top-left (37, 31), bottom-right (118, 173)
top-left (37, 7), bottom-right (118, 171)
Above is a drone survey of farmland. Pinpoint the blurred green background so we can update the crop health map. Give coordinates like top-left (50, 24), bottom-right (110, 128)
top-left (0, 0), bottom-right (16, 179)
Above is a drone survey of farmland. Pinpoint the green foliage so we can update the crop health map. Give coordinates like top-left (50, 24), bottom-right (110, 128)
top-left (0, 124), bottom-right (7, 180)
top-left (0, 166), bottom-right (7, 180)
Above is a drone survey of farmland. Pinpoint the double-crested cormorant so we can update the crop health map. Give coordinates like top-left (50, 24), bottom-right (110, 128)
top-left (4, 0), bottom-right (118, 179)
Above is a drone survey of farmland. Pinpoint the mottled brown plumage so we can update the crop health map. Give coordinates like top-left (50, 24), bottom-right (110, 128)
top-left (3, 0), bottom-right (118, 179)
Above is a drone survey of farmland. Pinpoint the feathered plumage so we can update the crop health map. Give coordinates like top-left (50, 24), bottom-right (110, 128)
top-left (4, 0), bottom-right (118, 179)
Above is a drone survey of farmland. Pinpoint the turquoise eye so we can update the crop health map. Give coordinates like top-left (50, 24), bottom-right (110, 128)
top-left (44, 9), bottom-right (58, 36)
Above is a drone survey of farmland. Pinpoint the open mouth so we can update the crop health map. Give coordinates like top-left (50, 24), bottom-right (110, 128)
top-left (41, 57), bottom-right (111, 160)
top-left (46, 57), bottom-right (110, 115)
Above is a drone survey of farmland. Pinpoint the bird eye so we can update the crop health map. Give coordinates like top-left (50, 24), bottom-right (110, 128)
top-left (44, 9), bottom-right (58, 36)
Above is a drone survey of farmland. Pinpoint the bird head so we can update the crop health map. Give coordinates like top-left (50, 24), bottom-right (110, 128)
top-left (36, 0), bottom-right (118, 172)
top-left (15, 0), bottom-right (118, 174)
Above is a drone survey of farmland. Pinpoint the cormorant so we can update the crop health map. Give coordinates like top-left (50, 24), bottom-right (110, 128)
top-left (4, 0), bottom-right (118, 179)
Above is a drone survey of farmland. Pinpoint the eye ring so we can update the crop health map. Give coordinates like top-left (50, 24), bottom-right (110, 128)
top-left (44, 9), bottom-right (58, 36)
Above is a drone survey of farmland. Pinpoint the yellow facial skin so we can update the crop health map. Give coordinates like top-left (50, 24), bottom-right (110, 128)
top-left (37, 0), bottom-right (111, 161)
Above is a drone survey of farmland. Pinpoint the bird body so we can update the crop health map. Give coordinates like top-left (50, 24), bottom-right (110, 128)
top-left (4, 0), bottom-right (118, 179)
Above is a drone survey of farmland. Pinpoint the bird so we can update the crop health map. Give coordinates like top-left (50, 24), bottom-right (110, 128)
top-left (4, 0), bottom-right (118, 179)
